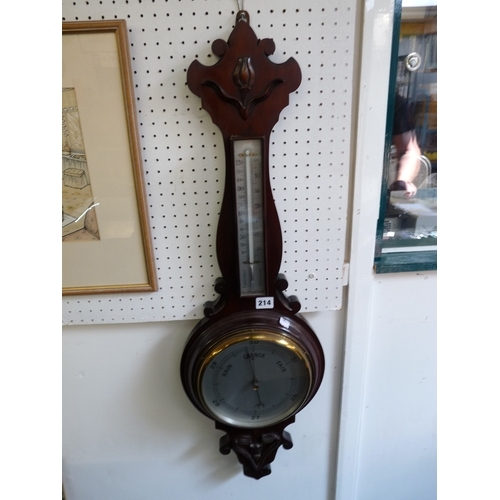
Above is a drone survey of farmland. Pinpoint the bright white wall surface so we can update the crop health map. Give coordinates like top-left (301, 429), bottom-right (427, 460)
top-left (62, 311), bottom-right (344, 500)
top-left (355, 272), bottom-right (437, 499)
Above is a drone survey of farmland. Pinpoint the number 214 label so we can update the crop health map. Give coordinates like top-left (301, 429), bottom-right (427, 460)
top-left (255, 297), bottom-right (274, 309)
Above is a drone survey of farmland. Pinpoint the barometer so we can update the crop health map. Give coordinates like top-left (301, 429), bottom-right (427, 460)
top-left (180, 10), bottom-right (325, 479)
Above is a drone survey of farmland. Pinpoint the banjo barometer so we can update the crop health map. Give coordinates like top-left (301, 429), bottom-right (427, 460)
top-left (180, 9), bottom-right (325, 479)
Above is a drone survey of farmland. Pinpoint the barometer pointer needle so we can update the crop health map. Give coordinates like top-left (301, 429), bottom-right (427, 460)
top-left (246, 347), bottom-right (264, 408)
top-left (246, 346), bottom-right (257, 385)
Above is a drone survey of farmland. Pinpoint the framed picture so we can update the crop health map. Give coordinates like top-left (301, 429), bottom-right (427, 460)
top-left (62, 20), bottom-right (157, 295)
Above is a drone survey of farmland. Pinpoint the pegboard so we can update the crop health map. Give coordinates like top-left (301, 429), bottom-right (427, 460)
top-left (62, 0), bottom-right (356, 325)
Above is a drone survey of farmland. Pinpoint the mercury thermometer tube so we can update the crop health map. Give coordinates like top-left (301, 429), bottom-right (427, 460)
top-left (244, 148), bottom-right (255, 289)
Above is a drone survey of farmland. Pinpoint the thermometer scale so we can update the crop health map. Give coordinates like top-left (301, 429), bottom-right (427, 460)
top-left (233, 138), bottom-right (265, 295)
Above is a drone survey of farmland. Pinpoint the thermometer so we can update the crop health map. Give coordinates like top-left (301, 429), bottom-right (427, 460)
top-left (232, 138), bottom-right (265, 296)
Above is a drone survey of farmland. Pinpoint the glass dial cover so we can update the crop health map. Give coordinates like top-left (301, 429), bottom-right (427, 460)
top-left (198, 331), bottom-right (312, 428)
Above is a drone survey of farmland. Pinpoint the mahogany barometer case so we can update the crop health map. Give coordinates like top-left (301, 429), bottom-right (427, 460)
top-left (180, 10), bottom-right (325, 479)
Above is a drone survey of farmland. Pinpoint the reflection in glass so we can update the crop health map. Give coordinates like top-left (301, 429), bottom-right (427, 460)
top-left (381, 3), bottom-right (437, 252)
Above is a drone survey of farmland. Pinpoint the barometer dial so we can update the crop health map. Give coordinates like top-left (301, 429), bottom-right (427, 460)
top-left (198, 331), bottom-right (312, 428)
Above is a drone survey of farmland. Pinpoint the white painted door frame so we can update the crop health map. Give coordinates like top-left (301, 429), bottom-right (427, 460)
top-left (335, 0), bottom-right (395, 498)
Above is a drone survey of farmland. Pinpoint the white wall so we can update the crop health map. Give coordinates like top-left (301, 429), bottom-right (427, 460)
top-left (62, 311), bottom-right (344, 500)
top-left (355, 272), bottom-right (436, 499)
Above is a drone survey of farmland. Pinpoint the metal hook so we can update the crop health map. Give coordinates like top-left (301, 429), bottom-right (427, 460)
top-left (236, 1), bottom-right (248, 23)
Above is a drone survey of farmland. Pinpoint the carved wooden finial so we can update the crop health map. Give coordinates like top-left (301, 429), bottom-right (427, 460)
top-left (187, 11), bottom-right (301, 136)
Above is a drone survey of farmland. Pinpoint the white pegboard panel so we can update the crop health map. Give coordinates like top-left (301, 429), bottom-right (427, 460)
top-left (62, 0), bottom-right (356, 325)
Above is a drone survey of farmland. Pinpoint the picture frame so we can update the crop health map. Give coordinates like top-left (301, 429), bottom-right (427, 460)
top-left (62, 20), bottom-right (157, 295)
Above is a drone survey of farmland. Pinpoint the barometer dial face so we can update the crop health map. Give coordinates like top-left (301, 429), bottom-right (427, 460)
top-left (198, 331), bottom-right (312, 428)
top-left (232, 138), bottom-right (266, 296)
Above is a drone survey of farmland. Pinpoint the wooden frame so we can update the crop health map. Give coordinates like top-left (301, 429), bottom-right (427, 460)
top-left (62, 20), bottom-right (157, 295)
